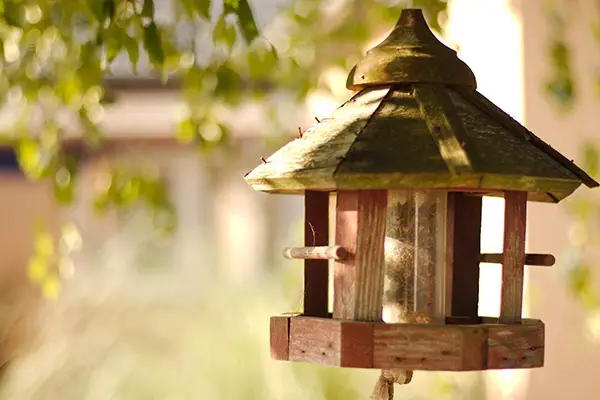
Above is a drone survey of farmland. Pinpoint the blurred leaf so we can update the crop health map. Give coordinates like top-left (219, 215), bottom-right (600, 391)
top-left (248, 41), bottom-right (278, 78)
top-left (27, 256), bottom-right (48, 283)
top-left (583, 142), bottom-right (599, 178)
top-left (124, 35), bottom-right (140, 72)
top-left (34, 232), bottom-right (54, 257)
top-left (105, 35), bottom-right (122, 64)
top-left (176, 118), bottom-right (197, 143)
top-left (141, 0), bottom-right (155, 18)
top-left (593, 21), bottom-right (600, 43)
top-left (195, 0), bottom-right (211, 20)
top-left (53, 159), bottom-right (77, 205)
top-left (224, 0), bottom-right (258, 44)
top-left (103, 0), bottom-right (116, 25)
top-left (568, 264), bottom-right (599, 310)
top-left (152, 206), bottom-right (177, 235)
top-left (119, 176), bottom-right (142, 205)
top-left (214, 13), bottom-right (237, 50)
top-left (42, 275), bottom-right (61, 300)
top-left (144, 22), bottom-right (164, 69)
top-left (215, 64), bottom-right (242, 95)
top-left (16, 138), bottom-right (44, 178)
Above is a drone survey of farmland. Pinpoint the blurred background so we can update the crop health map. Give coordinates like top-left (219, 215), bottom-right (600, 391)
top-left (0, 0), bottom-right (599, 399)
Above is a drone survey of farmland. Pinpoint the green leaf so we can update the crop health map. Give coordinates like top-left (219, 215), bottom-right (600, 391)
top-left (144, 22), bottom-right (164, 69)
top-left (141, 0), bottom-right (154, 18)
top-left (196, 0), bottom-right (211, 20)
top-left (124, 34), bottom-right (140, 72)
top-left (16, 137), bottom-right (43, 178)
top-left (118, 176), bottom-right (142, 205)
top-left (569, 265), bottom-right (599, 310)
top-left (214, 14), bottom-right (237, 50)
top-left (34, 232), bottom-right (54, 257)
top-left (105, 35), bottom-right (122, 64)
top-left (248, 42), bottom-right (278, 78)
top-left (224, 0), bottom-right (258, 44)
top-left (103, 0), bottom-right (116, 25)
top-left (215, 64), bottom-right (242, 95)
top-left (176, 118), bottom-right (197, 143)
top-left (27, 256), bottom-right (48, 283)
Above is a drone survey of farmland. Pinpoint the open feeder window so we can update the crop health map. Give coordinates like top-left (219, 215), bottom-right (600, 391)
top-left (244, 8), bottom-right (599, 399)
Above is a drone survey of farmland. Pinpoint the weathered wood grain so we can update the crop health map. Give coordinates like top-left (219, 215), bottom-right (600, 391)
top-left (270, 316), bottom-right (291, 361)
top-left (245, 87), bottom-right (586, 202)
top-left (500, 191), bottom-right (527, 324)
top-left (446, 192), bottom-right (482, 319)
top-left (414, 84), bottom-right (472, 174)
top-left (281, 316), bottom-right (545, 371)
top-left (333, 190), bottom-right (388, 321)
top-left (487, 319), bottom-right (544, 369)
top-left (288, 317), bottom-right (341, 366)
top-left (480, 253), bottom-right (554, 267)
top-left (304, 191), bottom-right (329, 317)
top-left (372, 323), bottom-right (486, 371)
top-left (244, 86), bottom-right (389, 191)
top-left (284, 245), bottom-right (348, 260)
top-left (455, 87), bottom-right (598, 189)
top-left (340, 320), bottom-right (374, 367)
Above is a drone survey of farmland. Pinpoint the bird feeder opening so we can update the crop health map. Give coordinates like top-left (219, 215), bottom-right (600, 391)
top-left (384, 190), bottom-right (447, 325)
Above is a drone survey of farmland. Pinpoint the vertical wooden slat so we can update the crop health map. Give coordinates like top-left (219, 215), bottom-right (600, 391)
top-left (500, 191), bottom-right (528, 324)
top-left (270, 316), bottom-right (291, 360)
top-left (446, 193), bottom-right (482, 320)
top-left (334, 190), bottom-right (388, 321)
top-left (304, 191), bottom-right (329, 317)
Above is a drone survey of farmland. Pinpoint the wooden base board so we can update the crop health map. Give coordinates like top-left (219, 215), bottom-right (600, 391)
top-left (270, 316), bottom-right (544, 371)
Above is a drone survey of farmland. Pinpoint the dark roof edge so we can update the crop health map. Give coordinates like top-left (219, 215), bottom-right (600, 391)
top-left (455, 87), bottom-right (599, 188)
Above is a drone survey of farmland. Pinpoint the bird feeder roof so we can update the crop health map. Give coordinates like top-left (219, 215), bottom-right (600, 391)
top-left (245, 9), bottom-right (598, 202)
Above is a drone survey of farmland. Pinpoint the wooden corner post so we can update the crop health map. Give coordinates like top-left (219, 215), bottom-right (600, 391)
top-left (304, 191), bottom-right (330, 317)
top-left (500, 191), bottom-right (527, 324)
top-left (446, 193), bottom-right (483, 321)
top-left (334, 190), bottom-right (388, 321)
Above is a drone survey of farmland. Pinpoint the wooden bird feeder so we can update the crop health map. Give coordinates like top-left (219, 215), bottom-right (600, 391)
top-left (245, 9), bottom-right (598, 377)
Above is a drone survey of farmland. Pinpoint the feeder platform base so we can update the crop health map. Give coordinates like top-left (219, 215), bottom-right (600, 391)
top-left (270, 316), bottom-right (544, 371)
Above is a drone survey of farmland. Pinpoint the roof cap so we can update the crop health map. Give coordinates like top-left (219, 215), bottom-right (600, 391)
top-left (346, 9), bottom-right (477, 90)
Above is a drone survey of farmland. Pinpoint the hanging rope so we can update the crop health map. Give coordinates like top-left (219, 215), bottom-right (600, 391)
top-left (370, 369), bottom-right (413, 400)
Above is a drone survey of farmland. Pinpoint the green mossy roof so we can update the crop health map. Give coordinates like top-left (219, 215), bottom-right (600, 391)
top-left (245, 9), bottom-right (597, 202)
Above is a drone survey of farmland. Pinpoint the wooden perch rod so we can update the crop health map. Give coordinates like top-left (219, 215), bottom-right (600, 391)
top-left (284, 246), bottom-right (349, 261)
top-left (480, 253), bottom-right (555, 267)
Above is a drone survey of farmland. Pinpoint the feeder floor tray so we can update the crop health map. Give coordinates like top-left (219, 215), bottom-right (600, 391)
top-left (270, 316), bottom-right (544, 371)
